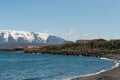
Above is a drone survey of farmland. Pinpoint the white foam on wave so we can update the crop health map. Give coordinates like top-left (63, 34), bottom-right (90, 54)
top-left (100, 57), bottom-right (120, 69)
top-left (100, 57), bottom-right (112, 61)
top-left (111, 60), bottom-right (120, 69)
top-left (60, 57), bottom-right (120, 80)
top-left (60, 69), bottom-right (106, 80)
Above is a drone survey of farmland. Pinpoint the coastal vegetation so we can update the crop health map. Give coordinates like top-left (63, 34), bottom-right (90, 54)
top-left (1, 39), bottom-right (120, 59)
top-left (24, 39), bottom-right (120, 58)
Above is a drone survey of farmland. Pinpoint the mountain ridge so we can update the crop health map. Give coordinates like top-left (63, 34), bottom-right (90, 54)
top-left (0, 30), bottom-right (66, 48)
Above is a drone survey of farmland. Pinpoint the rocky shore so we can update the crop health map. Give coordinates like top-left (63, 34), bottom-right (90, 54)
top-left (70, 50), bottom-right (120, 80)
top-left (72, 57), bottom-right (120, 80)
top-left (24, 49), bottom-right (120, 59)
top-left (72, 65), bottom-right (120, 80)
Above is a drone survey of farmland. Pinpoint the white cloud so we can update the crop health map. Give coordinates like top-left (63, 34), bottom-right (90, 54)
top-left (44, 30), bottom-right (49, 33)
top-left (81, 33), bottom-right (89, 39)
top-left (64, 28), bottom-right (76, 36)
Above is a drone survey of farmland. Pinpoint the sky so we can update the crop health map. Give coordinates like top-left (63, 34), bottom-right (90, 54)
top-left (0, 0), bottom-right (120, 41)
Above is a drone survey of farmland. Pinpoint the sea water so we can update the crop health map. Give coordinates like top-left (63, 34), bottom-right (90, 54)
top-left (0, 52), bottom-right (117, 80)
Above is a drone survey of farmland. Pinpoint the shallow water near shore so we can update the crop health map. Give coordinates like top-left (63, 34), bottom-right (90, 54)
top-left (0, 52), bottom-right (116, 80)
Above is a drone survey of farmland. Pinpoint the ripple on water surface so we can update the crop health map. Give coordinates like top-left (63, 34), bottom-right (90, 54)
top-left (0, 52), bottom-right (116, 80)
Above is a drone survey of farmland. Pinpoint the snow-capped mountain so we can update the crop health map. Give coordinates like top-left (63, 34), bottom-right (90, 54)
top-left (0, 30), bottom-right (66, 44)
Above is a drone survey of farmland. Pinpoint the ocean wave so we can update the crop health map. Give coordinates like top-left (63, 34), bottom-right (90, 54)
top-left (100, 57), bottom-right (112, 61)
top-left (61, 58), bottom-right (120, 80)
top-left (100, 57), bottom-right (120, 69)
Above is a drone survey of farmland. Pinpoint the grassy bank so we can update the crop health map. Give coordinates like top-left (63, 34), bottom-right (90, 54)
top-left (24, 40), bottom-right (120, 59)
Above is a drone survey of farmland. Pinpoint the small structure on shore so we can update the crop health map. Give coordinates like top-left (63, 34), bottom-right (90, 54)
top-left (76, 39), bottom-right (107, 43)
top-left (66, 41), bottom-right (74, 44)
top-left (91, 39), bottom-right (107, 42)
top-left (18, 46), bottom-right (27, 49)
top-left (27, 46), bottom-right (39, 49)
top-left (18, 46), bottom-right (39, 49)
top-left (76, 39), bottom-right (90, 43)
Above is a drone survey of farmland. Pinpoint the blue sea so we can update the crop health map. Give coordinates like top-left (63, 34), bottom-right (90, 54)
top-left (0, 52), bottom-right (117, 80)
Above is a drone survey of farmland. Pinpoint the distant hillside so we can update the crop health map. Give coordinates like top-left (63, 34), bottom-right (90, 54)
top-left (24, 39), bottom-right (120, 58)
top-left (0, 42), bottom-right (44, 49)
top-left (0, 30), bottom-right (66, 49)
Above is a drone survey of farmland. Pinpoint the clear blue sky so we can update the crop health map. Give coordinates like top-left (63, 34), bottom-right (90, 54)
top-left (0, 0), bottom-right (120, 41)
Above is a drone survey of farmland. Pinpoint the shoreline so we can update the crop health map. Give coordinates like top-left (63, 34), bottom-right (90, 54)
top-left (71, 57), bottom-right (120, 80)
top-left (25, 51), bottom-right (120, 80)
top-left (24, 49), bottom-right (120, 80)
top-left (1, 49), bottom-right (120, 80)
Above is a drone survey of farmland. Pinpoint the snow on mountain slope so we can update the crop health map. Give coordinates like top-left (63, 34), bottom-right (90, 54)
top-left (0, 30), bottom-right (66, 44)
